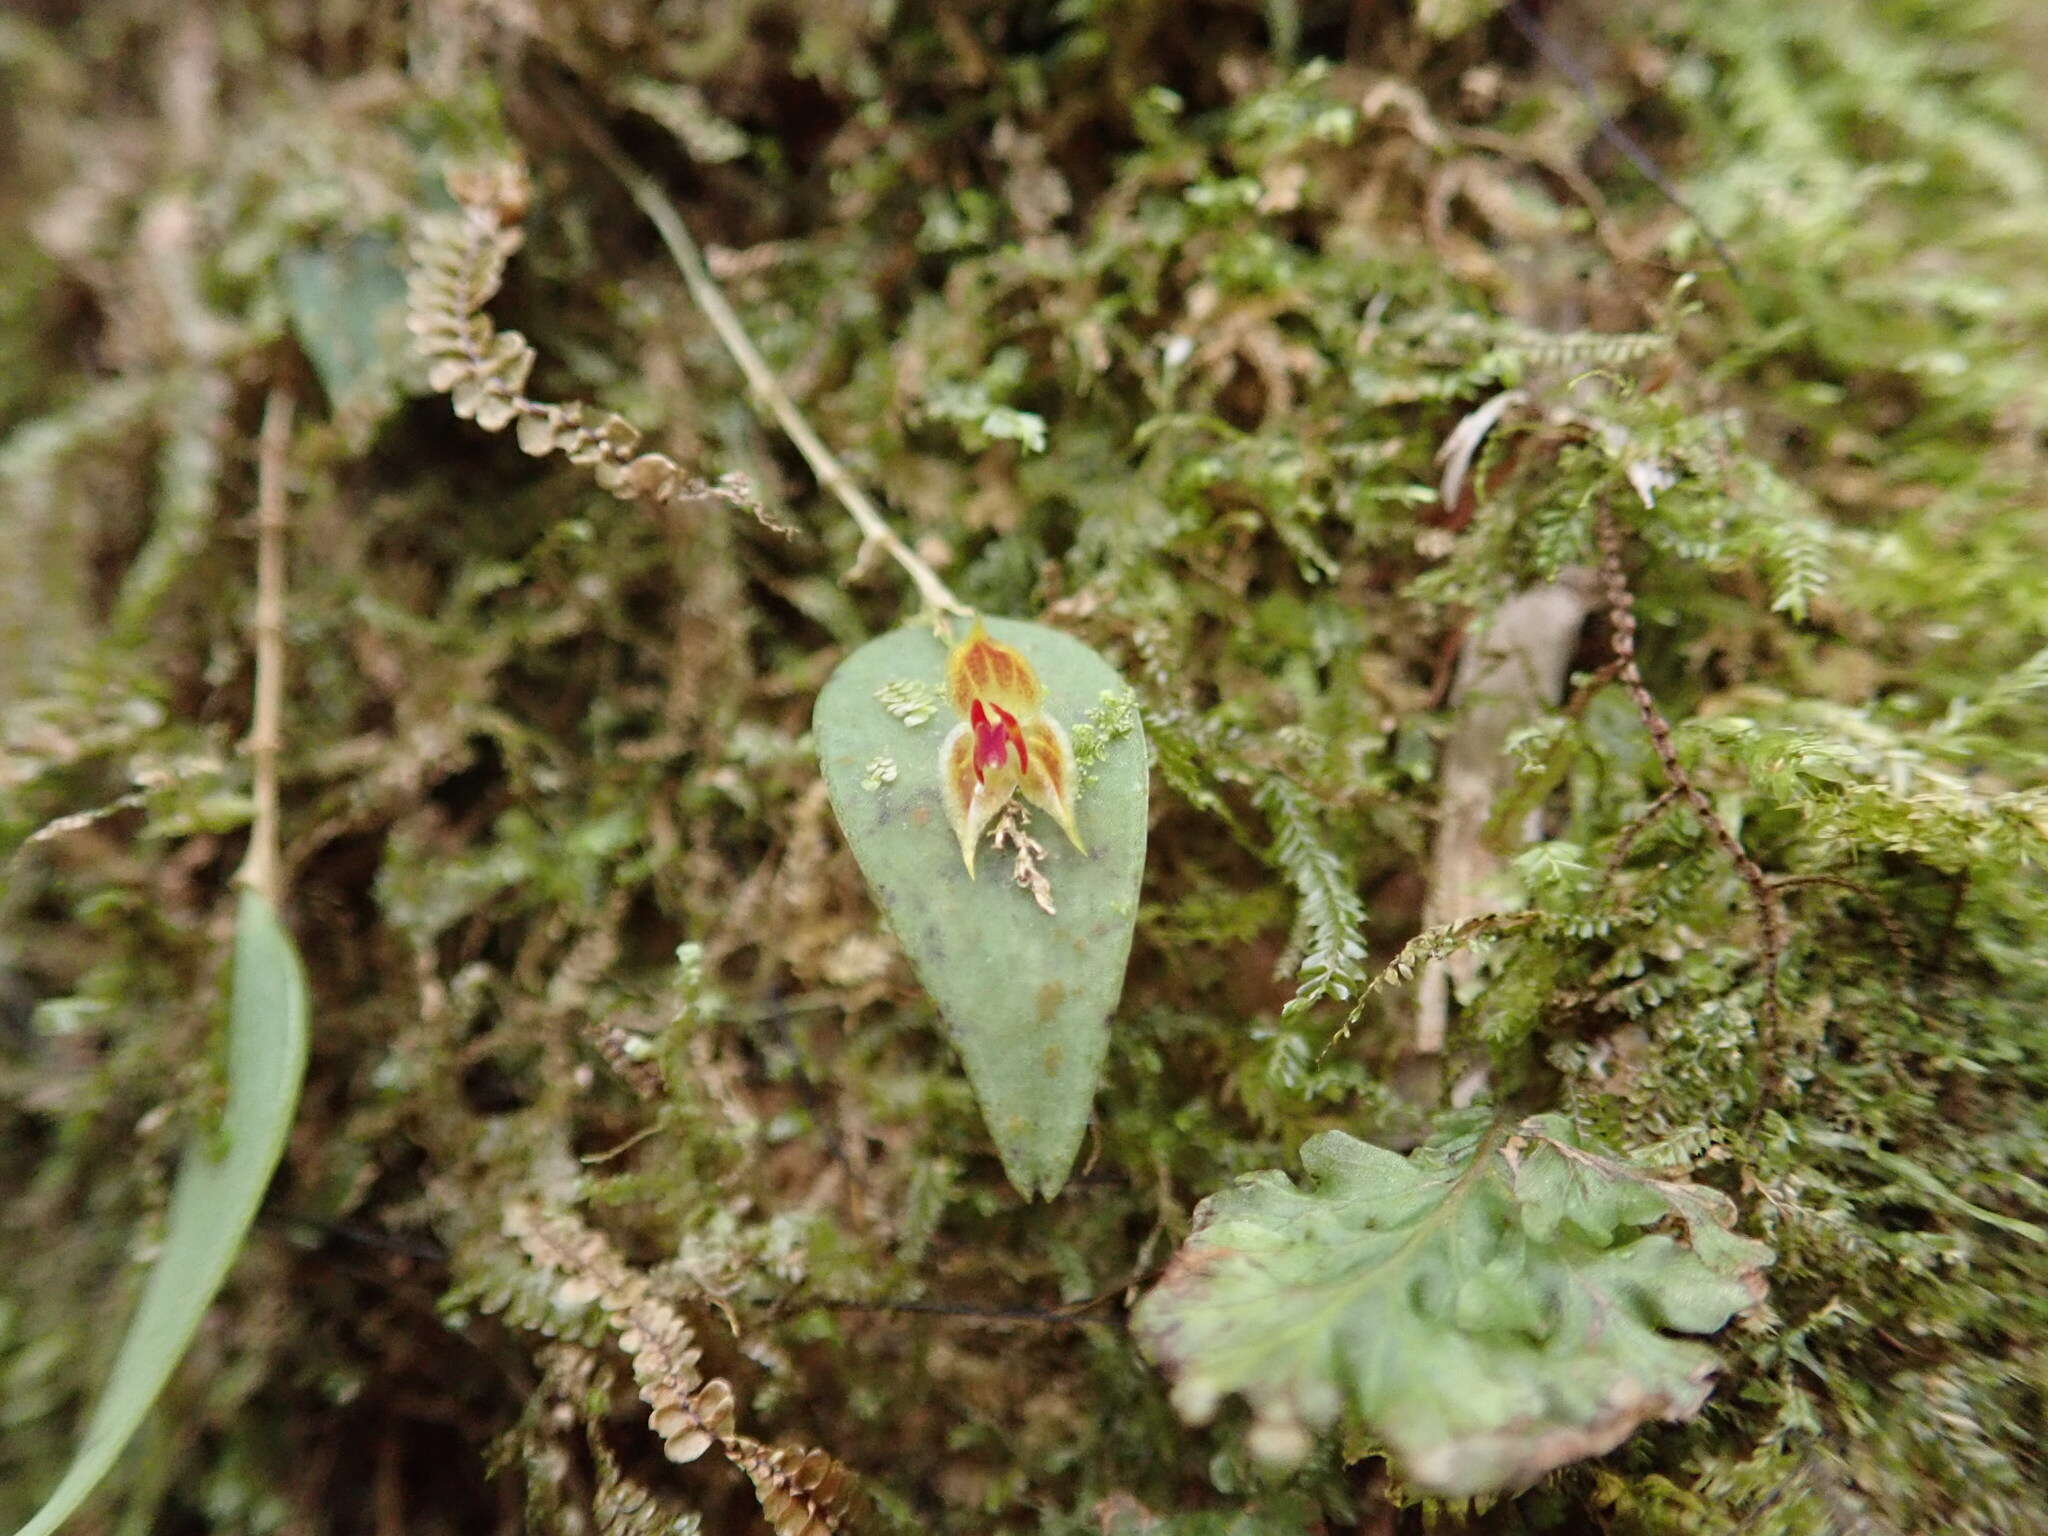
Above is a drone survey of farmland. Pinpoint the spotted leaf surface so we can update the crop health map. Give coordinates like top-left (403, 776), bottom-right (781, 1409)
top-left (815, 618), bottom-right (1147, 1198)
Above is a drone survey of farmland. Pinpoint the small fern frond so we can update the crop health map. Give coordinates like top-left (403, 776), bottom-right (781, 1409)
top-left (1258, 778), bottom-right (1371, 1019)
top-left (725, 1440), bottom-right (860, 1536)
top-left (589, 1429), bottom-right (704, 1536)
top-left (506, 1204), bottom-right (861, 1536)
top-left (406, 161), bottom-right (780, 531)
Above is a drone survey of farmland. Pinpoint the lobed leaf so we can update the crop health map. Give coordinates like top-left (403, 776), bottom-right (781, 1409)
top-left (1133, 1113), bottom-right (1771, 1495)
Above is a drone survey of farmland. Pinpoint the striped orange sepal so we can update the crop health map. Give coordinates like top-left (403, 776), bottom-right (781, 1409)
top-left (940, 621), bottom-right (1086, 876)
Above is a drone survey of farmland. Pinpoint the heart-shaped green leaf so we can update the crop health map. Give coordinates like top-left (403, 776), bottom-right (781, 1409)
top-left (814, 617), bottom-right (1147, 1198)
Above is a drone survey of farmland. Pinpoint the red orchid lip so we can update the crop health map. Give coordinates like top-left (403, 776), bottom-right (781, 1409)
top-left (970, 699), bottom-right (1028, 780)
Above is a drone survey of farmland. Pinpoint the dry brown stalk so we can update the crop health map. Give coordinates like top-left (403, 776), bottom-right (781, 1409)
top-left (1595, 507), bottom-right (1786, 1042)
top-left (537, 83), bottom-right (970, 621)
top-left (236, 384), bottom-right (294, 906)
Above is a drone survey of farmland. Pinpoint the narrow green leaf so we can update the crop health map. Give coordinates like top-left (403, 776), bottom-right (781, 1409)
top-left (13, 891), bottom-right (310, 1536)
top-left (814, 619), bottom-right (1147, 1198)
top-left (1133, 1115), bottom-right (1771, 1495)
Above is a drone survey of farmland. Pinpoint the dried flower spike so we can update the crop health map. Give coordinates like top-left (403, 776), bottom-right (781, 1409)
top-left (940, 620), bottom-right (1085, 875)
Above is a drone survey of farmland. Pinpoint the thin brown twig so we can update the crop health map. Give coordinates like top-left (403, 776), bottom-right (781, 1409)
top-left (1771, 874), bottom-right (1915, 975)
top-left (1500, 0), bottom-right (1746, 287)
top-left (804, 1292), bottom-right (1123, 1327)
top-left (1596, 508), bottom-right (1785, 1041)
top-left (540, 79), bottom-right (970, 620)
top-left (1561, 657), bottom-right (1625, 719)
top-left (236, 385), bottom-right (293, 907)
top-left (1602, 785), bottom-right (1682, 881)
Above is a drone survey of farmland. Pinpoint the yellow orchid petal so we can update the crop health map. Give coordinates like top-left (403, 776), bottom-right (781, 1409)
top-left (945, 619), bottom-right (1045, 723)
top-left (941, 721), bottom-right (1019, 877)
top-left (1018, 714), bottom-right (1087, 856)
top-left (940, 620), bottom-right (1090, 875)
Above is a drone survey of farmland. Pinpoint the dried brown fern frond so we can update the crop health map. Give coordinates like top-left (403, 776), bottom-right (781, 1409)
top-left (405, 160), bottom-right (784, 531)
top-left (582, 1014), bottom-right (667, 1101)
top-left (588, 1420), bottom-right (704, 1536)
top-left (724, 1440), bottom-right (858, 1536)
top-left (506, 1204), bottom-right (861, 1536)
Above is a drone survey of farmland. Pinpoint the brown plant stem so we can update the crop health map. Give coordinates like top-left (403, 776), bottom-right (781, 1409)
top-left (1772, 873), bottom-right (1914, 974)
top-left (1601, 785), bottom-right (1683, 881)
top-left (236, 385), bottom-right (293, 907)
top-left (1595, 507), bottom-right (1785, 1043)
top-left (1500, 0), bottom-right (1745, 287)
top-left (804, 1290), bottom-right (1125, 1327)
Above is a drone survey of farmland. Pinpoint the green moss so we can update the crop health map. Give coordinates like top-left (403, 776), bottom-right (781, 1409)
top-left (4, 2), bottom-right (2047, 1532)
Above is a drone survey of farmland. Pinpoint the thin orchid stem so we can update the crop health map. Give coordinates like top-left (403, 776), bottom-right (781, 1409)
top-left (547, 84), bottom-right (970, 620)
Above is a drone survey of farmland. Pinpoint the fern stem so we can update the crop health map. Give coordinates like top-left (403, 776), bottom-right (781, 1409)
top-left (1500, 0), bottom-right (1746, 289)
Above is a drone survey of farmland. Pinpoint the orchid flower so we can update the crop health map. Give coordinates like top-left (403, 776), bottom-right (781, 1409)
top-left (939, 621), bottom-right (1086, 875)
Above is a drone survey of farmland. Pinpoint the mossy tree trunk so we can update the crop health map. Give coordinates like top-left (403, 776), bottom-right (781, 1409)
top-left (4, 3), bottom-right (2047, 1533)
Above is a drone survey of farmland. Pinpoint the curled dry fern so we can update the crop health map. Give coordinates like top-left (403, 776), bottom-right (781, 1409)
top-left (506, 1204), bottom-right (858, 1536)
top-left (405, 161), bottom-right (780, 529)
top-left (589, 1425), bottom-right (704, 1536)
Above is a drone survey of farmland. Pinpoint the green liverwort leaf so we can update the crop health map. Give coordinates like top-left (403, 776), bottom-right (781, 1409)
top-left (15, 891), bottom-right (310, 1536)
top-left (279, 237), bottom-right (407, 444)
top-left (1132, 1113), bottom-right (1771, 1495)
top-left (814, 618), bottom-right (1148, 1198)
